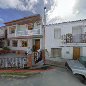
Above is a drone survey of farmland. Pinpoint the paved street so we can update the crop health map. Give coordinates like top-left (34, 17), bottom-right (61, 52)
top-left (0, 67), bottom-right (85, 86)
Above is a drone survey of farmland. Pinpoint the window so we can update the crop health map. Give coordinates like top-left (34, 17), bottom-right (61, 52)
top-left (72, 26), bottom-right (82, 43)
top-left (9, 26), bottom-right (16, 34)
top-left (28, 23), bottom-right (33, 30)
top-left (21, 40), bottom-right (28, 47)
top-left (51, 48), bottom-right (62, 57)
top-left (10, 29), bottom-right (15, 34)
top-left (12, 40), bottom-right (18, 47)
top-left (7, 40), bottom-right (10, 46)
top-left (72, 26), bottom-right (82, 35)
top-left (54, 28), bottom-right (61, 39)
top-left (12, 22), bottom-right (16, 25)
top-left (36, 21), bottom-right (40, 26)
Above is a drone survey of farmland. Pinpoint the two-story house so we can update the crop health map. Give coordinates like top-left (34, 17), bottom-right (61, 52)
top-left (45, 19), bottom-right (86, 60)
top-left (0, 26), bottom-right (7, 48)
top-left (4, 14), bottom-right (44, 52)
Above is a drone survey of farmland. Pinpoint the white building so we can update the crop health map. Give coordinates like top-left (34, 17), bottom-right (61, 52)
top-left (0, 26), bottom-right (7, 48)
top-left (4, 14), bottom-right (44, 52)
top-left (45, 19), bottom-right (86, 60)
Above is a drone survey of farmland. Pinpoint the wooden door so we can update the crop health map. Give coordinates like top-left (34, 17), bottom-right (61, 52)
top-left (35, 39), bottom-right (40, 51)
top-left (73, 47), bottom-right (80, 60)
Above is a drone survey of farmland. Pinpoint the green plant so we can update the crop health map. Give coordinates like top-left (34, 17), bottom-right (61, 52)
top-left (3, 47), bottom-right (10, 50)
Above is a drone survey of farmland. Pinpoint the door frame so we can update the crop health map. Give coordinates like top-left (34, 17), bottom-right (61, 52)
top-left (73, 47), bottom-right (80, 60)
top-left (34, 39), bottom-right (40, 52)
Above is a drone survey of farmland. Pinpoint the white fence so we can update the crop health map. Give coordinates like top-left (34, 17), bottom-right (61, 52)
top-left (0, 57), bottom-right (27, 68)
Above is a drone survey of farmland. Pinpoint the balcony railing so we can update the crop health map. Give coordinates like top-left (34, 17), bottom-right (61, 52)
top-left (32, 29), bottom-right (40, 34)
top-left (16, 29), bottom-right (40, 36)
top-left (62, 34), bottom-right (86, 43)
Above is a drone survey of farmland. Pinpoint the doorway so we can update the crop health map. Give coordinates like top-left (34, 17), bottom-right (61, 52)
top-left (34, 39), bottom-right (40, 52)
top-left (73, 47), bottom-right (80, 60)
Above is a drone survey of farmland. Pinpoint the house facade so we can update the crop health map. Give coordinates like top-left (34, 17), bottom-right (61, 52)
top-left (45, 20), bottom-right (86, 60)
top-left (0, 26), bottom-right (7, 48)
top-left (4, 14), bottom-right (44, 52)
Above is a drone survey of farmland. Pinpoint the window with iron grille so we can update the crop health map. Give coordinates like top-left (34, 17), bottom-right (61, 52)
top-left (12, 40), bottom-right (18, 47)
top-left (28, 24), bottom-right (33, 30)
top-left (21, 40), bottom-right (28, 47)
top-left (9, 26), bottom-right (16, 34)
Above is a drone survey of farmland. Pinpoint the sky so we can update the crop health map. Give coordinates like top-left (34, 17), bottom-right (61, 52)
top-left (0, 0), bottom-right (86, 26)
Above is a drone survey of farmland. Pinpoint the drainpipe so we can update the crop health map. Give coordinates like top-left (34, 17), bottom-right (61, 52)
top-left (43, 7), bottom-right (46, 50)
top-left (43, 7), bottom-right (46, 64)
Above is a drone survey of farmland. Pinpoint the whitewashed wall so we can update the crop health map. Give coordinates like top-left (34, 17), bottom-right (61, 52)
top-left (45, 20), bottom-right (86, 59)
top-left (0, 29), bottom-right (4, 37)
top-left (81, 47), bottom-right (86, 56)
top-left (7, 22), bottom-right (44, 50)
top-left (62, 47), bottom-right (73, 59)
top-left (8, 39), bottom-right (32, 51)
top-left (0, 26), bottom-right (6, 37)
top-left (8, 38), bottom-right (43, 51)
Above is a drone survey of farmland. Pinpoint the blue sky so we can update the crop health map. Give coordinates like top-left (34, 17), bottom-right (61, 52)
top-left (0, 0), bottom-right (86, 26)
top-left (0, 8), bottom-right (34, 26)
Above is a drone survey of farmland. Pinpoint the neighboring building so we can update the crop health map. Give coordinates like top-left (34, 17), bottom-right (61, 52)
top-left (45, 19), bottom-right (86, 60)
top-left (4, 14), bottom-right (44, 52)
top-left (0, 26), bottom-right (7, 48)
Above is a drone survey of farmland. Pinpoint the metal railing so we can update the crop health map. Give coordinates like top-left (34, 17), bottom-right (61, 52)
top-left (62, 34), bottom-right (86, 43)
top-left (16, 29), bottom-right (40, 36)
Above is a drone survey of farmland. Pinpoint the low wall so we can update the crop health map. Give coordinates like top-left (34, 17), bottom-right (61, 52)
top-left (0, 57), bottom-right (27, 68)
top-left (0, 50), bottom-right (45, 69)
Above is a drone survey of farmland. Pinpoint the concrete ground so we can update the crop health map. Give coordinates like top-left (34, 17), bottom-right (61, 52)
top-left (0, 53), bottom-right (85, 86)
top-left (0, 67), bottom-right (85, 86)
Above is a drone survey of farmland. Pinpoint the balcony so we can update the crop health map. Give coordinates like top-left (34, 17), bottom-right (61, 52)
top-left (62, 34), bottom-right (86, 43)
top-left (7, 24), bottom-right (42, 38)
top-left (16, 29), bottom-right (41, 37)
